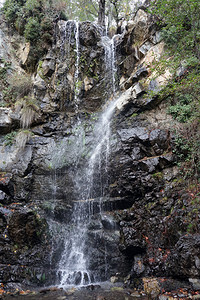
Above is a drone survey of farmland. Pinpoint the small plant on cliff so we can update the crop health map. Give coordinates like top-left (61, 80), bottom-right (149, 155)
top-left (15, 129), bottom-right (32, 149)
top-left (3, 131), bottom-right (17, 146)
top-left (9, 72), bottom-right (33, 99)
top-left (15, 96), bottom-right (40, 128)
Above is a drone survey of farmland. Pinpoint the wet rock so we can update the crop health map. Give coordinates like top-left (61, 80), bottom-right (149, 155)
top-left (0, 190), bottom-right (10, 204)
top-left (0, 212), bottom-right (7, 233)
top-left (0, 173), bottom-right (14, 197)
top-left (8, 211), bottom-right (46, 246)
top-left (117, 127), bottom-right (149, 143)
top-left (139, 157), bottom-right (160, 173)
top-left (79, 22), bottom-right (101, 47)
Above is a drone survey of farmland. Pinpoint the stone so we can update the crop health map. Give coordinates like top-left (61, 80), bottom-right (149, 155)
top-left (133, 255), bottom-right (145, 275)
top-left (117, 127), bottom-right (149, 143)
top-left (84, 76), bottom-right (94, 91)
top-left (151, 31), bottom-right (162, 44)
top-left (116, 87), bottom-right (136, 111)
top-left (0, 108), bottom-right (12, 134)
top-left (124, 66), bottom-right (148, 90)
top-left (143, 278), bottom-right (160, 297)
top-left (139, 41), bottom-right (153, 56)
top-left (195, 256), bottom-right (200, 269)
top-left (18, 42), bottom-right (30, 66)
top-left (33, 73), bottom-right (47, 99)
top-left (133, 83), bottom-right (145, 97)
top-left (133, 9), bottom-right (148, 26)
top-left (7, 210), bottom-right (46, 246)
top-left (79, 22), bottom-right (101, 47)
top-left (141, 42), bottom-right (165, 67)
top-left (42, 59), bottom-right (55, 77)
top-left (139, 157), bottom-right (160, 173)
top-left (167, 235), bottom-right (200, 278)
top-left (110, 276), bottom-right (118, 283)
top-left (189, 278), bottom-right (200, 290)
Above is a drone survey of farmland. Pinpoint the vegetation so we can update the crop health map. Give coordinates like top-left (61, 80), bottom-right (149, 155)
top-left (15, 96), bottom-right (40, 128)
top-left (149, 0), bottom-right (200, 59)
top-left (3, 0), bottom-right (67, 70)
top-left (9, 73), bottom-right (33, 99)
top-left (16, 129), bottom-right (32, 149)
top-left (149, 0), bottom-right (200, 182)
top-left (3, 131), bottom-right (17, 146)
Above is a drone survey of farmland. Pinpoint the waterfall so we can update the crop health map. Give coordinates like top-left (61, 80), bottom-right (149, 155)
top-left (57, 26), bottom-right (121, 288)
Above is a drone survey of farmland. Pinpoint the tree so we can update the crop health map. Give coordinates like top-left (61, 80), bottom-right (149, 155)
top-left (98, 0), bottom-right (105, 27)
top-left (149, 0), bottom-right (200, 59)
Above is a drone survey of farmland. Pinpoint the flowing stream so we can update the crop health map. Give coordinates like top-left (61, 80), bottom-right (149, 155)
top-left (57, 23), bottom-right (121, 287)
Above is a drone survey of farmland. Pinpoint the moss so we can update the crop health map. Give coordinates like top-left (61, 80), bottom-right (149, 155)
top-left (152, 172), bottom-right (163, 180)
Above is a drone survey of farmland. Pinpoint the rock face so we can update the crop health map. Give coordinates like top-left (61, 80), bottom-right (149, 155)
top-left (0, 6), bottom-right (199, 292)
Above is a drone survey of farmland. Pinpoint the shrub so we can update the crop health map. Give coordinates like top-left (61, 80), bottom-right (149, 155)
top-left (168, 93), bottom-right (193, 123)
top-left (3, 0), bottom-right (20, 25)
top-left (3, 131), bottom-right (17, 146)
top-left (24, 17), bottom-right (40, 42)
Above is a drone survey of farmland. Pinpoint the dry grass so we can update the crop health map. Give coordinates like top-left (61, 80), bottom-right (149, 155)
top-left (16, 130), bottom-right (32, 149)
top-left (15, 96), bottom-right (40, 128)
top-left (9, 73), bottom-right (33, 99)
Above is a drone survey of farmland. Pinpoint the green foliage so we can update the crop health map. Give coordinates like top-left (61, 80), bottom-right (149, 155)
top-left (3, 0), bottom-right (67, 71)
top-left (3, 0), bottom-right (20, 25)
top-left (3, 131), bottom-right (17, 146)
top-left (148, 1), bottom-right (200, 183)
top-left (168, 93), bottom-right (193, 123)
top-left (149, 0), bottom-right (200, 59)
top-left (173, 121), bottom-right (200, 179)
top-left (24, 17), bottom-right (40, 42)
top-left (152, 172), bottom-right (163, 180)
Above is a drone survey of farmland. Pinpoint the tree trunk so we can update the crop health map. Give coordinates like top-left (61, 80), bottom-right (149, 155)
top-left (98, 0), bottom-right (106, 27)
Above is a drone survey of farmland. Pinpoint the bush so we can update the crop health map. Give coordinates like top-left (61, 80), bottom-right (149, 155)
top-left (3, 0), bottom-right (20, 25)
top-left (168, 93), bottom-right (193, 123)
top-left (24, 17), bottom-right (40, 42)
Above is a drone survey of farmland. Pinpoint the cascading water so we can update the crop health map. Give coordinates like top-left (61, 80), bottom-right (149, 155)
top-left (57, 25), bottom-right (121, 287)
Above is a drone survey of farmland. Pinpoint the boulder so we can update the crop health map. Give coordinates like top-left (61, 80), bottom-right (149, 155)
top-left (79, 22), bottom-right (101, 47)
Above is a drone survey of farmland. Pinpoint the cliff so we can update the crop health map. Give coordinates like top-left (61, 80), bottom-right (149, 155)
top-left (0, 3), bottom-right (199, 297)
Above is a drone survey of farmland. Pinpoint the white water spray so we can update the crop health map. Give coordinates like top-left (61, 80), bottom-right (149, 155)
top-left (57, 29), bottom-right (121, 288)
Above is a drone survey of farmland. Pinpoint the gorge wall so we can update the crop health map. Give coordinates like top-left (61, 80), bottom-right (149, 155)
top-left (0, 4), bottom-right (199, 294)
